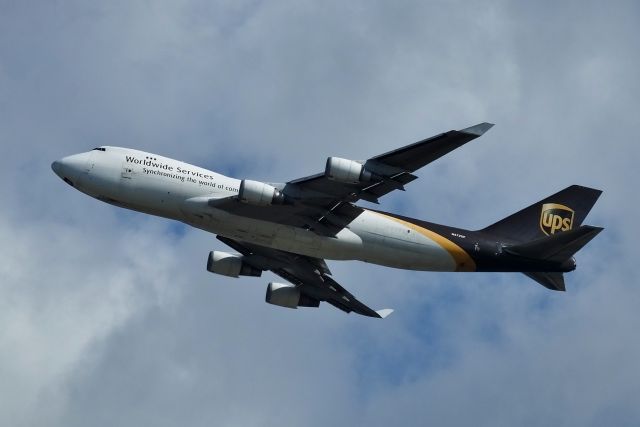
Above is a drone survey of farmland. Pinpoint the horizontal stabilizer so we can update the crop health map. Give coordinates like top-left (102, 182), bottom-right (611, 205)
top-left (523, 272), bottom-right (566, 291)
top-left (505, 225), bottom-right (603, 263)
top-left (375, 309), bottom-right (394, 319)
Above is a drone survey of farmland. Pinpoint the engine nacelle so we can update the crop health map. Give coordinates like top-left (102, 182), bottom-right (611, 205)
top-left (265, 282), bottom-right (321, 309)
top-left (238, 180), bottom-right (285, 206)
top-left (325, 157), bottom-right (373, 184)
top-left (265, 282), bottom-right (300, 309)
top-left (207, 251), bottom-right (262, 278)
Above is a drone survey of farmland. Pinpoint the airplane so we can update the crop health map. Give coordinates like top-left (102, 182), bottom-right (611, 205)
top-left (51, 123), bottom-right (603, 318)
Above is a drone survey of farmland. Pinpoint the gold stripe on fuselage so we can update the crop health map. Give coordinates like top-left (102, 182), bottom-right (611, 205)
top-left (372, 212), bottom-right (476, 272)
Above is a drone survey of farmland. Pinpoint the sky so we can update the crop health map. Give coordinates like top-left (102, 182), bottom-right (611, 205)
top-left (1, 0), bottom-right (639, 426)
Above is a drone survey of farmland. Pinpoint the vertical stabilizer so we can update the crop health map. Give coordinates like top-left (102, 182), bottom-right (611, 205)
top-left (481, 185), bottom-right (602, 243)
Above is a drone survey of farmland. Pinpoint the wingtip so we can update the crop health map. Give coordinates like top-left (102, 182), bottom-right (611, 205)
top-left (375, 308), bottom-right (394, 319)
top-left (460, 122), bottom-right (495, 136)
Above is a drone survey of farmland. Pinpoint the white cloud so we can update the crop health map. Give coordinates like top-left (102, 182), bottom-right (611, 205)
top-left (0, 216), bottom-right (182, 426)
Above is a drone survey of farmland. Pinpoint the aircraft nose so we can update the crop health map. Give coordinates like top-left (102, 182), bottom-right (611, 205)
top-left (51, 153), bottom-right (89, 185)
top-left (51, 159), bottom-right (63, 177)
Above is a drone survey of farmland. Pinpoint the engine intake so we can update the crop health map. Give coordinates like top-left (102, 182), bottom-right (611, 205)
top-left (207, 251), bottom-right (262, 278)
top-left (325, 157), bottom-right (373, 184)
top-left (265, 282), bottom-right (320, 309)
top-left (239, 180), bottom-right (285, 206)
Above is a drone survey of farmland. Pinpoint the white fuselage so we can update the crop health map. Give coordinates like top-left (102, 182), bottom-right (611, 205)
top-left (52, 147), bottom-right (471, 272)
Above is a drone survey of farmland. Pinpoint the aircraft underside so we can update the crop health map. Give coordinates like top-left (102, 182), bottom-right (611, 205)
top-left (183, 208), bottom-right (461, 272)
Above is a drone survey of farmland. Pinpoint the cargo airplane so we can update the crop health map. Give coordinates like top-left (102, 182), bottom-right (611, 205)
top-left (52, 123), bottom-right (603, 318)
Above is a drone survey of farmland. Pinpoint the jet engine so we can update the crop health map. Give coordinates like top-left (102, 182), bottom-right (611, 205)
top-left (325, 157), bottom-right (373, 184)
top-left (265, 282), bottom-right (320, 309)
top-left (265, 282), bottom-right (300, 308)
top-left (238, 180), bottom-right (285, 206)
top-left (207, 251), bottom-right (262, 278)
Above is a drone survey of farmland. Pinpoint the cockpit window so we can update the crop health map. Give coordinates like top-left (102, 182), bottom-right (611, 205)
top-left (92, 147), bottom-right (106, 151)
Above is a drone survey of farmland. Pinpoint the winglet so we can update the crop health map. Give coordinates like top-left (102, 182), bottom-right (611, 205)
top-left (375, 308), bottom-right (394, 319)
top-left (460, 122), bottom-right (494, 136)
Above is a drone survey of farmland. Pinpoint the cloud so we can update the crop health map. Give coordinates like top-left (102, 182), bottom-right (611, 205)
top-left (0, 0), bottom-right (638, 426)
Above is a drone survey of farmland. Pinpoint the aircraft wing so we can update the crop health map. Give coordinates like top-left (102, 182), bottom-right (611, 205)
top-left (204, 123), bottom-right (493, 236)
top-left (287, 122), bottom-right (494, 204)
top-left (217, 235), bottom-right (393, 318)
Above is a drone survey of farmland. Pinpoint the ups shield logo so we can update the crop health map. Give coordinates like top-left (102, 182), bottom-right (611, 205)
top-left (540, 203), bottom-right (574, 235)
